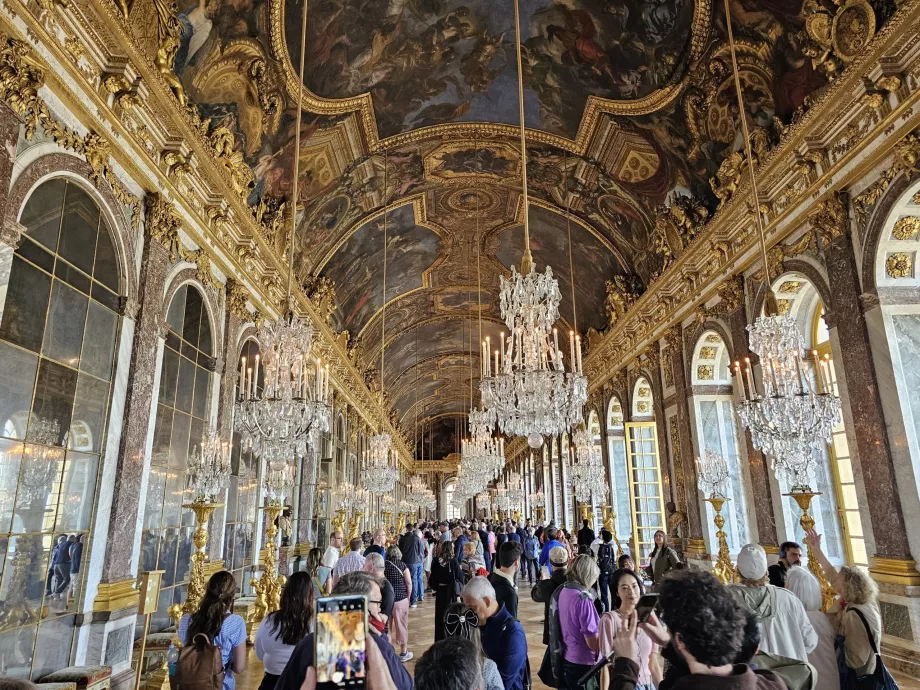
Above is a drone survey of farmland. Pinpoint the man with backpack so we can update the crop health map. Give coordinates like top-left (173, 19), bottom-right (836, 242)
top-left (522, 527), bottom-right (540, 586)
top-left (596, 529), bottom-right (617, 612)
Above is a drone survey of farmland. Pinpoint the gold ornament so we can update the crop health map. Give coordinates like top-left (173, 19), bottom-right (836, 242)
top-left (705, 496), bottom-right (735, 584)
top-left (784, 490), bottom-right (836, 611)
top-left (251, 502), bottom-right (287, 625)
top-left (892, 216), bottom-right (920, 241)
top-left (886, 252), bottom-right (913, 279)
top-left (181, 500), bottom-right (221, 614)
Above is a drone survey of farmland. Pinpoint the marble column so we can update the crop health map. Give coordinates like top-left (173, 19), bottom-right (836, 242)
top-left (727, 302), bottom-right (779, 548)
top-left (99, 195), bottom-right (178, 585)
top-left (0, 100), bottom-right (22, 222)
top-left (823, 232), bottom-right (913, 564)
top-left (665, 326), bottom-right (706, 554)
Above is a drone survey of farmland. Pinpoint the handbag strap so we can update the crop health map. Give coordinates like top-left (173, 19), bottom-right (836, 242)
top-left (848, 606), bottom-right (880, 657)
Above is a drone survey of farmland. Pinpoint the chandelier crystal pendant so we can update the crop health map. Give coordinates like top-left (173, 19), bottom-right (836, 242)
top-left (363, 432), bottom-right (398, 494)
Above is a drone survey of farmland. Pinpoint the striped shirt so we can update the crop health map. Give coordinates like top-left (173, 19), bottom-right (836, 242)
top-left (178, 613), bottom-right (248, 690)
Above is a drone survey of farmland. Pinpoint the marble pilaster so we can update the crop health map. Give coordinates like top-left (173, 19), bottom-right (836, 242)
top-left (824, 234), bottom-right (913, 562)
top-left (99, 198), bottom-right (175, 585)
top-left (727, 304), bottom-right (779, 547)
top-left (0, 100), bottom-right (22, 222)
top-left (666, 327), bottom-right (706, 547)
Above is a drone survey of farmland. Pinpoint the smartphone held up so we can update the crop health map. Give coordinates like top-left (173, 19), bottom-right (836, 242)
top-left (315, 595), bottom-right (369, 690)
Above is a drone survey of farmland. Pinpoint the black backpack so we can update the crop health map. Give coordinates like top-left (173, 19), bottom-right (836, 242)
top-left (597, 544), bottom-right (615, 575)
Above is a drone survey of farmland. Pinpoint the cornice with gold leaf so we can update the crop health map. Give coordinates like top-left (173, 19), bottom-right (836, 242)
top-left (265, 0), bottom-right (712, 153)
top-left (583, 0), bottom-right (920, 395)
top-left (3, 1), bottom-right (413, 468)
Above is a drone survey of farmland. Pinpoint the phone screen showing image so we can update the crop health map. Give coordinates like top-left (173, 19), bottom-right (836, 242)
top-left (636, 593), bottom-right (660, 623)
top-left (315, 595), bottom-right (369, 690)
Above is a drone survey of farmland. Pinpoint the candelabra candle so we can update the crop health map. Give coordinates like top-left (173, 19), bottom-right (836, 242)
top-left (187, 431), bottom-right (232, 503)
top-left (696, 449), bottom-right (730, 499)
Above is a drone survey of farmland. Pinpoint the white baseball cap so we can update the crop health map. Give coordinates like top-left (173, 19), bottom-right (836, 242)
top-left (737, 543), bottom-right (768, 580)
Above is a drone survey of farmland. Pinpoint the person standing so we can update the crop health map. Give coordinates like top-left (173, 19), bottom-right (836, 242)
top-left (321, 530), bottom-right (344, 593)
top-left (443, 602), bottom-right (505, 690)
top-left (176, 572), bottom-right (247, 690)
top-left (595, 530), bottom-right (616, 613)
top-left (364, 529), bottom-right (387, 558)
top-left (51, 534), bottom-right (74, 601)
top-left (598, 568), bottom-right (661, 690)
top-left (522, 528), bottom-right (540, 586)
top-left (331, 538), bottom-right (366, 588)
top-left (577, 519), bottom-right (595, 550)
top-left (768, 541), bottom-right (803, 588)
top-left (46, 535), bottom-right (67, 598)
top-left (385, 546), bottom-right (414, 662)
top-left (488, 541), bottom-right (521, 619)
top-left (430, 541), bottom-right (464, 641)
top-left (646, 530), bottom-right (680, 588)
top-left (363, 552), bottom-right (394, 631)
top-left (538, 528), bottom-right (567, 575)
top-left (462, 577), bottom-right (529, 690)
top-left (532, 547), bottom-right (569, 645)
top-left (728, 544), bottom-right (817, 662)
top-left (785, 566), bottom-right (838, 690)
top-left (487, 525), bottom-right (497, 572)
top-left (398, 524), bottom-right (424, 607)
top-left (254, 572), bottom-right (314, 690)
top-left (553, 555), bottom-right (601, 690)
top-left (475, 522), bottom-right (492, 573)
top-left (454, 527), bottom-right (471, 567)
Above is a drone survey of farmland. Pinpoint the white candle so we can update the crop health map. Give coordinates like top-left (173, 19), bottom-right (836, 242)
top-left (240, 357), bottom-right (246, 398)
top-left (734, 361), bottom-right (746, 400)
top-left (811, 350), bottom-right (823, 393)
top-left (494, 349), bottom-right (499, 375)
top-left (793, 353), bottom-right (805, 395)
top-left (247, 367), bottom-right (253, 400)
top-left (576, 335), bottom-right (583, 373)
top-left (254, 354), bottom-right (260, 396)
top-left (569, 331), bottom-right (576, 371)
top-left (485, 337), bottom-right (491, 377)
top-left (744, 358), bottom-right (756, 398)
top-left (324, 364), bottom-right (330, 400)
top-left (553, 328), bottom-right (559, 359)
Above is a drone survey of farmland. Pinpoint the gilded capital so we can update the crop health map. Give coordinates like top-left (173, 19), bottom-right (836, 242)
top-left (0, 35), bottom-right (45, 134)
top-left (144, 193), bottom-right (182, 259)
top-left (226, 278), bottom-right (251, 320)
top-left (808, 191), bottom-right (849, 245)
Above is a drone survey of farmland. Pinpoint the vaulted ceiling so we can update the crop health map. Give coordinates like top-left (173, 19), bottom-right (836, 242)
top-left (163, 0), bottom-right (837, 457)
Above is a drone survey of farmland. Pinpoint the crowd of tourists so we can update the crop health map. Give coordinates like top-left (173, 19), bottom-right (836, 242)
top-left (165, 515), bottom-right (896, 690)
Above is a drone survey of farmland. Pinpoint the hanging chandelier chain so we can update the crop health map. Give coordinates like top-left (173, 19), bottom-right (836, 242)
top-left (380, 147), bottom-right (388, 398)
top-left (512, 0), bottom-right (532, 270)
top-left (285, 0), bottom-right (309, 310)
top-left (564, 149), bottom-right (577, 336)
top-left (724, 0), bottom-right (771, 294)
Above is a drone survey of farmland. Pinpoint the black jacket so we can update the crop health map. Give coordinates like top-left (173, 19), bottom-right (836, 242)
top-left (488, 571), bottom-right (519, 619)
top-left (578, 526), bottom-right (596, 547)
top-left (398, 532), bottom-right (424, 564)
top-left (532, 567), bottom-right (567, 644)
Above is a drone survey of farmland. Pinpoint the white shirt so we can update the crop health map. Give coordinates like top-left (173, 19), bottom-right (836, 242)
top-left (254, 614), bottom-right (296, 674)
top-left (321, 545), bottom-right (340, 569)
top-left (730, 584), bottom-right (818, 662)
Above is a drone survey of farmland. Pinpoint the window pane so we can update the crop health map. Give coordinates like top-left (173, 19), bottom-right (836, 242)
top-left (152, 404), bottom-right (173, 462)
top-left (0, 624), bottom-right (39, 678)
top-left (81, 302), bottom-right (117, 381)
top-left (0, 257), bottom-right (52, 353)
top-left (0, 439), bottom-right (22, 534)
top-left (15, 445), bottom-right (65, 532)
top-left (70, 373), bottom-right (109, 453)
top-left (16, 236), bottom-right (55, 273)
top-left (29, 359), bottom-right (78, 446)
top-left (182, 287), bottom-right (202, 347)
top-left (56, 451), bottom-right (99, 531)
top-left (175, 357), bottom-right (195, 413)
top-left (58, 183), bottom-right (99, 275)
top-left (42, 281), bottom-right (88, 368)
top-left (158, 527), bottom-right (179, 586)
top-left (21, 179), bottom-right (66, 251)
top-left (54, 260), bottom-right (91, 294)
top-left (166, 286), bottom-right (186, 335)
top-left (192, 366), bottom-right (209, 419)
top-left (141, 529), bottom-right (160, 573)
top-left (159, 348), bottom-right (180, 407)
top-left (169, 412), bottom-right (190, 469)
top-left (32, 614), bottom-right (76, 680)
top-left (0, 342), bottom-right (38, 440)
top-left (144, 468), bottom-right (166, 529)
top-left (93, 227), bottom-right (119, 291)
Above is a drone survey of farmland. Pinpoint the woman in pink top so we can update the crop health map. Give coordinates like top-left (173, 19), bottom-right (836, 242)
top-left (598, 568), bottom-right (661, 690)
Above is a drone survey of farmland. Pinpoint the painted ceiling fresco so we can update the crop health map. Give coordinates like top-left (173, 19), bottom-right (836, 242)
top-left (153, 0), bottom-right (875, 455)
top-left (291, 0), bottom-right (696, 139)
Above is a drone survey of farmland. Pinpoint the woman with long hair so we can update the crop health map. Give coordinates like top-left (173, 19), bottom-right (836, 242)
top-left (443, 602), bottom-right (503, 690)
top-left (304, 547), bottom-right (325, 599)
top-left (177, 571), bottom-right (247, 690)
top-left (255, 572), bottom-right (314, 690)
top-left (429, 540), bottom-right (463, 641)
top-left (598, 568), bottom-right (661, 690)
top-left (646, 530), bottom-right (679, 587)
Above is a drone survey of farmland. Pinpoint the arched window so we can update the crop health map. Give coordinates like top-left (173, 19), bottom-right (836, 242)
top-left (768, 276), bottom-right (849, 565)
top-left (587, 411), bottom-right (603, 524)
top-left (142, 284), bottom-right (214, 630)
top-left (626, 376), bottom-right (665, 562)
top-left (690, 331), bottom-right (751, 554)
top-left (0, 178), bottom-right (122, 678)
top-left (445, 480), bottom-right (460, 520)
top-left (606, 396), bottom-right (633, 548)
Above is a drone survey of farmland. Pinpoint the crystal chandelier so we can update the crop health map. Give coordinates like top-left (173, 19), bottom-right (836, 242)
top-left (734, 316), bottom-right (840, 489)
top-left (187, 431), bottom-right (232, 503)
top-left (476, 491), bottom-right (491, 512)
top-left (572, 428), bottom-right (608, 503)
top-left (479, 0), bottom-right (587, 449)
top-left (362, 432), bottom-right (398, 494)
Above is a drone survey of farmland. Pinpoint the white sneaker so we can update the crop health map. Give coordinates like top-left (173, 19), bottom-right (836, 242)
top-left (410, 602), bottom-right (417, 608)
top-left (399, 652), bottom-right (414, 662)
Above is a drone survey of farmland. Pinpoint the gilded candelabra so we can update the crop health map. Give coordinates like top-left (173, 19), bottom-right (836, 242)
top-left (331, 508), bottom-right (347, 535)
top-left (181, 500), bottom-right (222, 613)
top-left (251, 501), bottom-right (286, 625)
top-left (785, 489), bottom-right (836, 610)
top-left (704, 496), bottom-right (735, 584)
top-left (601, 505), bottom-right (624, 559)
top-left (381, 510), bottom-right (393, 534)
top-left (348, 512), bottom-right (364, 540)
top-left (578, 504), bottom-right (594, 525)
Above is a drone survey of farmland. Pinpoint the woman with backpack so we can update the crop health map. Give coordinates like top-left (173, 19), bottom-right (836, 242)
top-left (254, 572), bottom-right (314, 690)
top-left (429, 541), bottom-right (463, 641)
top-left (176, 571), bottom-right (247, 690)
top-left (595, 530), bottom-right (617, 612)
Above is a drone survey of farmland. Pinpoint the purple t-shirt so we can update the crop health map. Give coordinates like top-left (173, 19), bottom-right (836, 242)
top-left (558, 586), bottom-right (600, 665)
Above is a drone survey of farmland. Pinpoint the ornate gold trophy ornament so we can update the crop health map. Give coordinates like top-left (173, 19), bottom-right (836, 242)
top-left (181, 500), bottom-right (222, 614)
top-left (697, 451), bottom-right (735, 584)
top-left (251, 500), bottom-right (286, 625)
top-left (601, 505), bottom-right (624, 560)
top-left (704, 496), bottom-right (736, 584)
